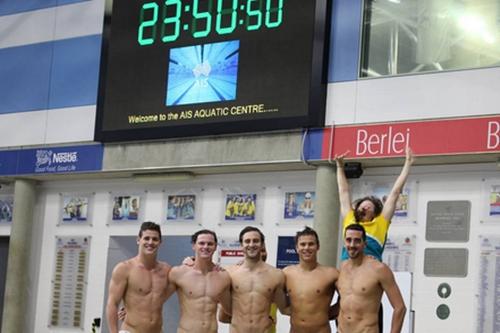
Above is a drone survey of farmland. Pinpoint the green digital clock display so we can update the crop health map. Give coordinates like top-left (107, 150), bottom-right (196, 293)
top-left (96, 0), bottom-right (331, 142)
top-left (138, 0), bottom-right (284, 45)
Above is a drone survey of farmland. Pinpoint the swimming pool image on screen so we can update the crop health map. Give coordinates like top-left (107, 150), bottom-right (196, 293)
top-left (165, 40), bottom-right (239, 106)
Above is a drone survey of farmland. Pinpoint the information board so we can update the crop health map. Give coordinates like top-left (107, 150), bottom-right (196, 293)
top-left (49, 236), bottom-right (90, 329)
top-left (477, 235), bottom-right (500, 333)
top-left (96, 0), bottom-right (330, 142)
top-left (382, 235), bottom-right (415, 272)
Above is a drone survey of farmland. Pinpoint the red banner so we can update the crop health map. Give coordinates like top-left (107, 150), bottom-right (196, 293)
top-left (220, 250), bottom-right (243, 257)
top-left (328, 116), bottom-right (500, 158)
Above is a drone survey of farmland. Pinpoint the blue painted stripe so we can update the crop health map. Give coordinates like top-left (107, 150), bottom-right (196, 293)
top-left (302, 128), bottom-right (325, 161)
top-left (328, 0), bottom-right (363, 82)
top-left (0, 151), bottom-right (19, 176)
top-left (0, 0), bottom-right (89, 17)
top-left (0, 34), bottom-right (101, 114)
top-left (0, 41), bottom-right (52, 114)
top-left (49, 35), bottom-right (101, 108)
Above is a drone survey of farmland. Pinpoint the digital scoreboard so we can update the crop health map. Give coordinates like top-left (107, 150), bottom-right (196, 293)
top-left (95, 0), bottom-right (330, 142)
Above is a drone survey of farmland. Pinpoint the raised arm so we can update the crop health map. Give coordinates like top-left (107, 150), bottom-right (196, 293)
top-left (106, 263), bottom-right (128, 333)
top-left (379, 265), bottom-right (407, 333)
top-left (381, 147), bottom-right (414, 221)
top-left (335, 151), bottom-right (353, 217)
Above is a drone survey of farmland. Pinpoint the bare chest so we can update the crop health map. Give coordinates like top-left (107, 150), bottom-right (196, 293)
top-left (337, 270), bottom-right (380, 298)
top-left (286, 272), bottom-right (334, 298)
top-left (231, 270), bottom-right (278, 297)
top-left (177, 272), bottom-right (227, 299)
top-left (128, 267), bottom-right (168, 296)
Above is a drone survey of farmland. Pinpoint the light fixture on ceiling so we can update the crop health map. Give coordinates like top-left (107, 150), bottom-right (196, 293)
top-left (132, 172), bottom-right (195, 183)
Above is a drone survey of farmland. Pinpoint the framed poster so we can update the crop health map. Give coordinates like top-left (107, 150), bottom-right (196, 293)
top-left (0, 194), bottom-right (13, 223)
top-left (490, 185), bottom-right (500, 216)
top-left (165, 192), bottom-right (199, 224)
top-left (374, 187), bottom-right (409, 218)
top-left (109, 193), bottom-right (144, 223)
top-left (283, 191), bottom-right (315, 221)
top-left (361, 179), bottom-right (418, 224)
top-left (276, 236), bottom-right (299, 269)
top-left (59, 193), bottom-right (93, 225)
top-left (224, 193), bottom-right (257, 222)
top-left (480, 179), bottom-right (500, 224)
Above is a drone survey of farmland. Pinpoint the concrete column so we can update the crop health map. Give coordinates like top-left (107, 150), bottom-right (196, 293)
top-left (1, 179), bottom-right (36, 333)
top-left (314, 165), bottom-right (340, 267)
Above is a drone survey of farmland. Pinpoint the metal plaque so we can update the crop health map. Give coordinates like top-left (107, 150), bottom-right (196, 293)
top-left (424, 248), bottom-right (468, 277)
top-left (437, 283), bottom-right (452, 299)
top-left (436, 304), bottom-right (450, 320)
top-left (426, 201), bottom-right (471, 242)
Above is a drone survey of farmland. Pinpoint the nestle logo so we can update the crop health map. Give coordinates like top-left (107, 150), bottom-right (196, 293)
top-left (52, 152), bottom-right (78, 163)
top-left (36, 150), bottom-right (53, 168)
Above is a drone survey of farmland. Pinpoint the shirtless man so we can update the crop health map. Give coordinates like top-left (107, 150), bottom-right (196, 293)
top-left (220, 226), bottom-right (288, 333)
top-left (336, 224), bottom-right (406, 333)
top-left (106, 221), bottom-right (171, 333)
top-left (168, 229), bottom-right (232, 333)
top-left (283, 227), bottom-right (339, 333)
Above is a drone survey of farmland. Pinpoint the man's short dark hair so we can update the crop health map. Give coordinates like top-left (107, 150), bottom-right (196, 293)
top-left (345, 223), bottom-right (366, 242)
top-left (191, 229), bottom-right (218, 244)
top-left (295, 226), bottom-right (320, 247)
top-left (353, 196), bottom-right (383, 220)
top-left (239, 226), bottom-right (265, 244)
top-left (139, 221), bottom-right (162, 239)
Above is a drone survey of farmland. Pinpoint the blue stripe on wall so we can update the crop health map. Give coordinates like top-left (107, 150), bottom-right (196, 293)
top-left (0, 34), bottom-right (101, 114)
top-left (57, 0), bottom-right (90, 6)
top-left (302, 128), bottom-right (325, 161)
top-left (0, 41), bottom-right (53, 113)
top-left (0, 150), bottom-right (19, 176)
top-left (49, 35), bottom-right (101, 109)
top-left (0, 0), bottom-right (89, 17)
top-left (328, 0), bottom-right (363, 83)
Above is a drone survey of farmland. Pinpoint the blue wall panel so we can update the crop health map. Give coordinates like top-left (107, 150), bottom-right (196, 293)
top-left (0, 35), bottom-right (101, 114)
top-left (49, 34), bottom-right (101, 109)
top-left (0, 42), bottom-right (52, 114)
top-left (57, 0), bottom-right (89, 6)
top-left (328, 0), bottom-right (363, 83)
top-left (0, 0), bottom-right (88, 17)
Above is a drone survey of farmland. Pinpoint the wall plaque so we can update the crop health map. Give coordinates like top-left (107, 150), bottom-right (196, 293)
top-left (426, 201), bottom-right (470, 242)
top-left (424, 248), bottom-right (468, 277)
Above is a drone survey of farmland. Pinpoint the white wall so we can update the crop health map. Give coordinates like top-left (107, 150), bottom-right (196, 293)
top-left (356, 163), bottom-right (499, 333)
top-left (0, 0), bottom-right (103, 148)
top-left (326, 67), bottom-right (500, 125)
top-left (27, 164), bottom-right (500, 333)
top-left (30, 171), bottom-right (316, 333)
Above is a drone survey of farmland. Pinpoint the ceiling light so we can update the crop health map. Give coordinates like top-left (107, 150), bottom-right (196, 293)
top-left (132, 172), bottom-right (194, 182)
